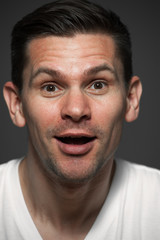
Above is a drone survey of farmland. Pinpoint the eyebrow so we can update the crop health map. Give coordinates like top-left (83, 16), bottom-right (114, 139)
top-left (29, 68), bottom-right (62, 86)
top-left (29, 63), bottom-right (117, 86)
top-left (84, 63), bottom-right (116, 76)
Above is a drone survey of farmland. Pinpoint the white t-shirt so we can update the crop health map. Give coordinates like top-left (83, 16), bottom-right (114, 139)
top-left (0, 158), bottom-right (160, 240)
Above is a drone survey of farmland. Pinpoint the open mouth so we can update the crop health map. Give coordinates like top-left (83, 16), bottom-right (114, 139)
top-left (55, 135), bottom-right (96, 155)
top-left (55, 136), bottom-right (96, 145)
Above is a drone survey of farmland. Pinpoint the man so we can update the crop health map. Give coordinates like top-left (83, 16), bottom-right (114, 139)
top-left (1, 0), bottom-right (160, 239)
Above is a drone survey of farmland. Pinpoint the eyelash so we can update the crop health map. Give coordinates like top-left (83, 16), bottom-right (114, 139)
top-left (89, 81), bottom-right (107, 90)
top-left (43, 84), bottom-right (59, 92)
top-left (41, 79), bottom-right (108, 97)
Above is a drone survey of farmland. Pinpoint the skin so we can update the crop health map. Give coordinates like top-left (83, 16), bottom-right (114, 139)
top-left (3, 33), bottom-right (142, 239)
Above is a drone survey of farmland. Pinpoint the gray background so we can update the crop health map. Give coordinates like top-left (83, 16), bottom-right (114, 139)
top-left (0, 0), bottom-right (160, 168)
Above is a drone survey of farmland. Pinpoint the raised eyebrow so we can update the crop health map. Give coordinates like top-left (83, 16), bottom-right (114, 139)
top-left (84, 63), bottom-right (116, 76)
top-left (29, 63), bottom-right (117, 86)
top-left (29, 67), bottom-right (63, 86)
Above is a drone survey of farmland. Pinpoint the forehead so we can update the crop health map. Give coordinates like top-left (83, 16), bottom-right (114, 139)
top-left (25, 33), bottom-right (122, 79)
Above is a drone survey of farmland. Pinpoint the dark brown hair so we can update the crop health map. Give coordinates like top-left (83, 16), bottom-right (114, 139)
top-left (11, 0), bottom-right (132, 91)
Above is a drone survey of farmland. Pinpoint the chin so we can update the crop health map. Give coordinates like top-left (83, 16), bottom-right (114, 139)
top-left (44, 155), bottom-right (104, 185)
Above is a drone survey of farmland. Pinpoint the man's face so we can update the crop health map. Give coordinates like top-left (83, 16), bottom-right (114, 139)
top-left (21, 33), bottom-right (127, 182)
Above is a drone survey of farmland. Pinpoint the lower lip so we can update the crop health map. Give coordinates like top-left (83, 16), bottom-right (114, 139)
top-left (55, 139), bottom-right (95, 156)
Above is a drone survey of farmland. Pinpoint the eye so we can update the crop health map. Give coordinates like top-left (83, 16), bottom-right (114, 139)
top-left (86, 80), bottom-right (108, 95)
top-left (43, 84), bottom-right (59, 92)
top-left (41, 83), bottom-right (62, 97)
top-left (90, 81), bottom-right (106, 90)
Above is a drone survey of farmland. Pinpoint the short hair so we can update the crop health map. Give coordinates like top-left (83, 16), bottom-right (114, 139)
top-left (11, 0), bottom-right (132, 91)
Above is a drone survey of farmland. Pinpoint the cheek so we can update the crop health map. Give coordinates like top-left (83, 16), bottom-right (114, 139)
top-left (93, 95), bottom-right (126, 130)
top-left (23, 98), bottom-right (60, 130)
top-left (94, 95), bottom-right (126, 157)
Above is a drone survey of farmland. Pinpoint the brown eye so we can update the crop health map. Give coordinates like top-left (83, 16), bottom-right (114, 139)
top-left (90, 81), bottom-right (106, 90)
top-left (43, 84), bottom-right (58, 92)
top-left (41, 83), bottom-right (63, 97)
top-left (93, 82), bottom-right (103, 89)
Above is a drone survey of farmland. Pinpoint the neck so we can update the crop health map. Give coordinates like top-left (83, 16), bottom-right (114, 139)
top-left (19, 154), bottom-right (115, 236)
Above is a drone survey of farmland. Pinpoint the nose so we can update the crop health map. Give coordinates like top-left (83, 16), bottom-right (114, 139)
top-left (61, 89), bottom-right (91, 122)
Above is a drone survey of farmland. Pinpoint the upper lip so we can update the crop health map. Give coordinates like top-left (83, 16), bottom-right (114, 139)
top-left (54, 131), bottom-right (96, 139)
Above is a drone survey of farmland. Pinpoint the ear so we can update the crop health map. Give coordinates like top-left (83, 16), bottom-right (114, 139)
top-left (3, 81), bottom-right (26, 127)
top-left (125, 76), bottom-right (142, 122)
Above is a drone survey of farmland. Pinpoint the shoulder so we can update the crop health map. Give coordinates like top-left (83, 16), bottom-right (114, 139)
top-left (0, 159), bottom-right (21, 171)
top-left (117, 159), bottom-right (160, 179)
top-left (115, 159), bottom-right (160, 203)
top-left (0, 159), bottom-right (22, 184)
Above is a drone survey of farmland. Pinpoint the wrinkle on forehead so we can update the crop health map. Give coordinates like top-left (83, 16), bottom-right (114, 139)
top-left (27, 33), bottom-right (116, 59)
top-left (24, 33), bottom-right (124, 86)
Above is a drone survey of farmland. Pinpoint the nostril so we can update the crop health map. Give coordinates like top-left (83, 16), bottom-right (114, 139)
top-left (61, 98), bottom-right (91, 122)
top-left (62, 113), bottom-right (91, 122)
